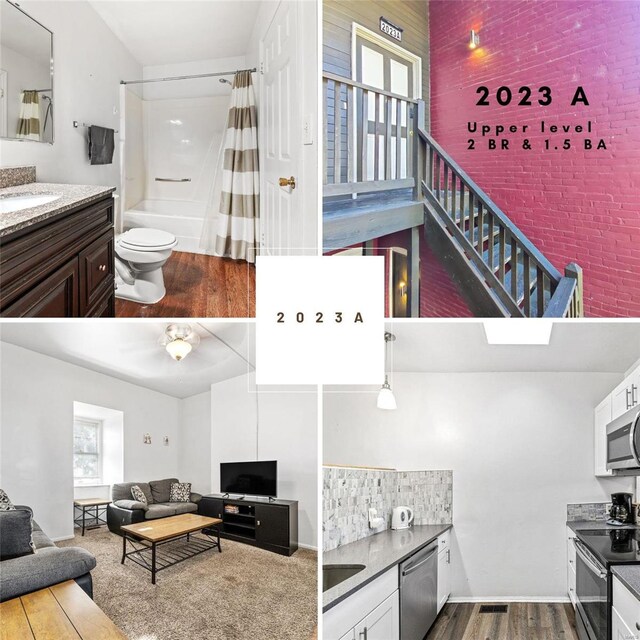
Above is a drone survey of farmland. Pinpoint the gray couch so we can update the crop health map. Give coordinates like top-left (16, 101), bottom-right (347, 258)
top-left (0, 506), bottom-right (96, 602)
top-left (106, 478), bottom-right (202, 535)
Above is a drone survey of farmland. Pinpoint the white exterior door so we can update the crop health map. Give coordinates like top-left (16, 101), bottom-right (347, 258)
top-left (261, 1), bottom-right (301, 256)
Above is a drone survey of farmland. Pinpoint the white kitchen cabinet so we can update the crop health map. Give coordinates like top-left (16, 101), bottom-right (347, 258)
top-left (611, 363), bottom-right (640, 420)
top-left (324, 567), bottom-right (399, 640)
top-left (612, 576), bottom-right (640, 640)
top-left (437, 532), bottom-right (451, 613)
top-left (567, 527), bottom-right (577, 608)
top-left (355, 591), bottom-right (400, 640)
top-left (594, 395), bottom-right (613, 477)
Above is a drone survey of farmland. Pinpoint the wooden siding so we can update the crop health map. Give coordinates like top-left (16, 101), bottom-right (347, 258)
top-left (323, 0), bottom-right (430, 182)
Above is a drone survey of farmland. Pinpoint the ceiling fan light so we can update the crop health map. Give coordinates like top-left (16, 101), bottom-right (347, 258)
top-left (377, 378), bottom-right (397, 410)
top-left (166, 338), bottom-right (192, 361)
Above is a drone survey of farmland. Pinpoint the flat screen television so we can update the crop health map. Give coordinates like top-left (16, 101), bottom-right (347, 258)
top-left (220, 460), bottom-right (277, 498)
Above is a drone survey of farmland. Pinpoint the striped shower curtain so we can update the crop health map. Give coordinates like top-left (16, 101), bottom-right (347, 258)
top-left (206, 70), bottom-right (259, 263)
top-left (17, 91), bottom-right (41, 141)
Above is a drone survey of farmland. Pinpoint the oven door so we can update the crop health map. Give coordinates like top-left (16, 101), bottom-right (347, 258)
top-left (606, 408), bottom-right (640, 471)
top-left (574, 540), bottom-right (608, 640)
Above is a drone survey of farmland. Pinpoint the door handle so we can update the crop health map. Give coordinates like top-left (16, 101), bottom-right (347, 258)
top-left (632, 384), bottom-right (638, 406)
top-left (98, 265), bottom-right (107, 272)
top-left (278, 176), bottom-right (296, 189)
top-left (627, 389), bottom-right (632, 410)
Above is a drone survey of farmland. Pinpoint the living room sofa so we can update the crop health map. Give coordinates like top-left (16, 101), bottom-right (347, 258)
top-left (0, 505), bottom-right (96, 602)
top-left (106, 478), bottom-right (202, 535)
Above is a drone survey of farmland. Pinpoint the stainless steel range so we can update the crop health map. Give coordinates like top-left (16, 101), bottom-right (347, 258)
top-left (574, 528), bottom-right (640, 640)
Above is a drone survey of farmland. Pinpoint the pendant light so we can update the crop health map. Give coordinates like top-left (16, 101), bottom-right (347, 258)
top-left (377, 331), bottom-right (397, 410)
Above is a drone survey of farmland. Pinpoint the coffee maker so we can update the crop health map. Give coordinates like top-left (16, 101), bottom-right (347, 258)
top-left (608, 492), bottom-right (634, 525)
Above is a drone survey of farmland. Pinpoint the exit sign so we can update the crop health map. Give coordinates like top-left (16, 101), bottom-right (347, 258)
top-left (380, 17), bottom-right (403, 42)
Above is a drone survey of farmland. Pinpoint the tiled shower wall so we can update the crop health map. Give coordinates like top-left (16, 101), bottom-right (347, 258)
top-left (323, 466), bottom-right (453, 552)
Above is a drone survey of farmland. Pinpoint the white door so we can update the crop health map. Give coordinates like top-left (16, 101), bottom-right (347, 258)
top-left (261, 1), bottom-right (302, 256)
top-left (437, 548), bottom-right (451, 613)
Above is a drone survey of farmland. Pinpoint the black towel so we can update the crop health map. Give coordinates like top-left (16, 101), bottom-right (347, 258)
top-left (88, 125), bottom-right (114, 165)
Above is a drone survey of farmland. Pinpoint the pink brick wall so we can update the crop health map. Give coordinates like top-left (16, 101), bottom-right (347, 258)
top-left (427, 0), bottom-right (640, 317)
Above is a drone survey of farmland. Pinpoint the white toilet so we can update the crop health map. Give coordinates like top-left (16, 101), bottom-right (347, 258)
top-left (114, 227), bottom-right (177, 304)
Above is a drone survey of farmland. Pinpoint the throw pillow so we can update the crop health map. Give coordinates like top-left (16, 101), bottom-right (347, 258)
top-left (0, 509), bottom-right (35, 560)
top-left (0, 489), bottom-right (15, 511)
top-left (130, 485), bottom-right (148, 505)
top-left (169, 482), bottom-right (191, 503)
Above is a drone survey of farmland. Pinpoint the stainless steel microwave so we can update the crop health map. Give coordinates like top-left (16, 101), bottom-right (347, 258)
top-left (606, 405), bottom-right (640, 472)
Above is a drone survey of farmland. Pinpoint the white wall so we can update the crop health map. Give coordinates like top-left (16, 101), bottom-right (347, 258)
top-left (202, 373), bottom-right (318, 549)
top-left (178, 390), bottom-right (212, 496)
top-left (324, 372), bottom-right (635, 599)
top-left (0, 0), bottom-right (141, 190)
top-left (0, 343), bottom-right (180, 541)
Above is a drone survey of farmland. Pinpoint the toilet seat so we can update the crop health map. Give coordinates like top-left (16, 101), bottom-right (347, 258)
top-left (118, 228), bottom-right (177, 252)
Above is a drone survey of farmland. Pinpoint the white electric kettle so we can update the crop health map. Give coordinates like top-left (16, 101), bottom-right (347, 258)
top-left (391, 506), bottom-right (414, 530)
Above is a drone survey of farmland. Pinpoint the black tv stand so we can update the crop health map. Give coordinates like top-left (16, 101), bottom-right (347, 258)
top-left (198, 494), bottom-right (298, 556)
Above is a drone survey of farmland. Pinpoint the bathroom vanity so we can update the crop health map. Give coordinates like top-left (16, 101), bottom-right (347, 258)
top-left (0, 181), bottom-right (116, 317)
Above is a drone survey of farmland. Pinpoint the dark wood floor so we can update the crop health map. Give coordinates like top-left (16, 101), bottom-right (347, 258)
top-left (115, 251), bottom-right (255, 318)
top-left (426, 603), bottom-right (578, 640)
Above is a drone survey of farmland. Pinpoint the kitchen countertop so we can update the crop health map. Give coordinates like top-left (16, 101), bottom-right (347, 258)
top-left (323, 524), bottom-right (452, 612)
top-left (612, 566), bottom-right (640, 602)
top-left (567, 520), bottom-right (640, 534)
top-left (0, 182), bottom-right (115, 238)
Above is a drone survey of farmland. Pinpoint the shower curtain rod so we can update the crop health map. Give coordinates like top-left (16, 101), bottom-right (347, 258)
top-left (120, 68), bottom-right (257, 85)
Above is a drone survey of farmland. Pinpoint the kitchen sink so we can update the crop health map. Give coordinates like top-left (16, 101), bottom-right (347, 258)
top-left (323, 564), bottom-right (366, 592)
top-left (0, 194), bottom-right (61, 214)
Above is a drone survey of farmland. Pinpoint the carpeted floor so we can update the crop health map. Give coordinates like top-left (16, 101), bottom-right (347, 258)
top-left (59, 529), bottom-right (317, 640)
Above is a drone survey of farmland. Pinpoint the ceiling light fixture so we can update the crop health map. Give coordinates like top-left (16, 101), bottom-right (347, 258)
top-left (483, 320), bottom-right (553, 345)
top-left (160, 324), bottom-right (200, 361)
top-left (377, 332), bottom-right (397, 410)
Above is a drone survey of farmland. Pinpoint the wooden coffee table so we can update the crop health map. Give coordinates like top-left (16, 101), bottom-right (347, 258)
top-left (0, 580), bottom-right (125, 639)
top-left (120, 513), bottom-right (222, 584)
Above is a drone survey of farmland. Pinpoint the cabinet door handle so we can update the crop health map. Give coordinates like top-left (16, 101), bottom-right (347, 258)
top-left (636, 622), bottom-right (640, 631)
top-left (359, 628), bottom-right (368, 640)
top-left (98, 264), bottom-right (107, 272)
top-left (627, 389), bottom-right (632, 410)
top-left (257, 520), bottom-right (260, 526)
top-left (447, 549), bottom-right (450, 564)
top-left (632, 384), bottom-right (638, 406)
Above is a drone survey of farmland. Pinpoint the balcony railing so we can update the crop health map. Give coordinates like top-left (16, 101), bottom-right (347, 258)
top-left (323, 72), bottom-right (418, 198)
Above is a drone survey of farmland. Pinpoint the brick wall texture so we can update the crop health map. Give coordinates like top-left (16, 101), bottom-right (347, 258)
top-left (423, 0), bottom-right (640, 317)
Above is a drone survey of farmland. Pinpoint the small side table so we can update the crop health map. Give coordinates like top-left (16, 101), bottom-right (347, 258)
top-left (74, 498), bottom-right (111, 536)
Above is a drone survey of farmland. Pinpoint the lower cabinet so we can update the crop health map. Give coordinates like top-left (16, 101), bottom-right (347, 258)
top-left (612, 577), bottom-right (640, 640)
top-left (567, 527), bottom-right (577, 608)
top-left (437, 531), bottom-right (451, 613)
top-left (325, 567), bottom-right (399, 640)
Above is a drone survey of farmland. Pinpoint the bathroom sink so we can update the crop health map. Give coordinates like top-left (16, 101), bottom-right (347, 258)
top-left (0, 194), bottom-right (61, 213)
top-left (323, 564), bottom-right (366, 592)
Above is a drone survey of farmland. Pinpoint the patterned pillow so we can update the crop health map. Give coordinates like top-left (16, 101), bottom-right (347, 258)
top-left (169, 482), bottom-right (191, 503)
top-left (0, 489), bottom-right (15, 511)
top-left (130, 485), bottom-right (148, 505)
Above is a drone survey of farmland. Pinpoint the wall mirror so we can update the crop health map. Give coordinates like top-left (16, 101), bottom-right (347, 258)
top-left (0, 0), bottom-right (53, 143)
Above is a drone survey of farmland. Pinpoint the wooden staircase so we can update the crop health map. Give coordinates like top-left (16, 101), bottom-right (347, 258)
top-left (415, 107), bottom-right (583, 317)
top-left (322, 73), bottom-right (583, 318)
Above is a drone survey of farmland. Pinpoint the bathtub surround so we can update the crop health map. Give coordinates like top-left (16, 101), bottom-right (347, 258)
top-left (323, 466), bottom-right (453, 552)
top-left (0, 165), bottom-right (36, 188)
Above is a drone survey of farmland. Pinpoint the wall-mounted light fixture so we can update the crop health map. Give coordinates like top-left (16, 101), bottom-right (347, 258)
top-left (469, 29), bottom-right (480, 50)
top-left (399, 281), bottom-right (407, 297)
top-left (377, 332), bottom-right (397, 410)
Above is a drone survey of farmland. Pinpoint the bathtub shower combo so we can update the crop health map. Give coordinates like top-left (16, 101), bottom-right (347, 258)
top-left (117, 67), bottom-right (256, 304)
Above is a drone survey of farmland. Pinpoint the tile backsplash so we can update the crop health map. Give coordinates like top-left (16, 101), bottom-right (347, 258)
top-left (0, 166), bottom-right (36, 189)
top-left (566, 502), bottom-right (609, 522)
top-left (323, 466), bottom-right (453, 551)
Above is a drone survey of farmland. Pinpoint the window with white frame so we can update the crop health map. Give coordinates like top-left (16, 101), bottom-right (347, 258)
top-left (73, 418), bottom-right (102, 485)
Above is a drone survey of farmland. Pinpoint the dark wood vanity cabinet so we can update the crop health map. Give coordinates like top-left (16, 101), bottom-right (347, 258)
top-left (0, 196), bottom-right (115, 317)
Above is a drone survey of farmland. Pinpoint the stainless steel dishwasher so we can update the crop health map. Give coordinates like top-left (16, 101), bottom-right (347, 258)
top-left (399, 541), bottom-right (438, 640)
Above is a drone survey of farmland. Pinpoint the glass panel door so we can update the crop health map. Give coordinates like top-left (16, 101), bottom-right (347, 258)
top-left (355, 36), bottom-right (414, 181)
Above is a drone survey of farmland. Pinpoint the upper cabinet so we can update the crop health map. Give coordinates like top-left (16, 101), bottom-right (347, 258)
top-left (594, 361), bottom-right (640, 477)
top-left (594, 396), bottom-right (613, 477)
top-left (611, 363), bottom-right (640, 420)
top-left (0, 0), bottom-right (54, 143)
